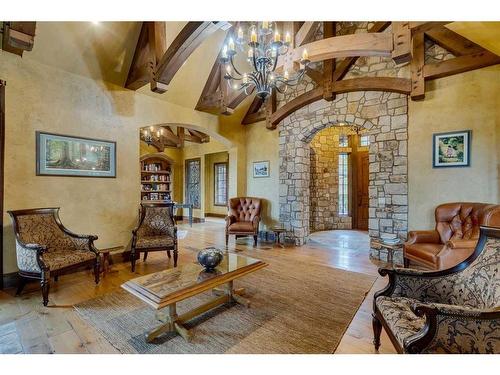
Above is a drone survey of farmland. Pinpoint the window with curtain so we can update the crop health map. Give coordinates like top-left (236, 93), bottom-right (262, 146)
top-left (214, 162), bottom-right (228, 206)
top-left (338, 153), bottom-right (349, 215)
top-left (185, 158), bottom-right (201, 209)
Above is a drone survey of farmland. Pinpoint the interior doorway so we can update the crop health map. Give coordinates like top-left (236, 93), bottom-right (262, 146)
top-left (352, 135), bottom-right (369, 230)
top-left (308, 128), bottom-right (369, 234)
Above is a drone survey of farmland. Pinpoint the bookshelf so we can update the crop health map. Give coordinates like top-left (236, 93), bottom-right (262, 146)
top-left (140, 156), bottom-right (172, 202)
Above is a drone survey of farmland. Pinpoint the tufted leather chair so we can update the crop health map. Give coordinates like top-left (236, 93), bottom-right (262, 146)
top-left (404, 202), bottom-right (500, 270)
top-left (225, 197), bottom-right (262, 247)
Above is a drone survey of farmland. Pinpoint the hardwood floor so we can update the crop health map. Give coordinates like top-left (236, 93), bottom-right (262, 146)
top-left (0, 220), bottom-right (396, 354)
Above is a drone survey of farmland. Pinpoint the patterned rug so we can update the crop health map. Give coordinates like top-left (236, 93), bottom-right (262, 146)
top-left (74, 255), bottom-right (376, 354)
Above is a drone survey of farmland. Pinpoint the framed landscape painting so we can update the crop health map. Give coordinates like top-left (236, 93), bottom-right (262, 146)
top-left (36, 132), bottom-right (116, 177)
top-left (433, 130), bottom-right (471, 168)
top-left (253, 160), bottom-right (270, 178)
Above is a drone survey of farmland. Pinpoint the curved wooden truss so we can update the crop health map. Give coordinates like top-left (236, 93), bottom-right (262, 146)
top-left (269, 77), bottom-right (411, 128)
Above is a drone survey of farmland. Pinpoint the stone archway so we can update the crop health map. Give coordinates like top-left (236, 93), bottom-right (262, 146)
top-left (279, 90), bottom-right (409, 245)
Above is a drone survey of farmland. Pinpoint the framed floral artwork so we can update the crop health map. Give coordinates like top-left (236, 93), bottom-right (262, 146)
top-left (433, 130), bottom-right (471, 168)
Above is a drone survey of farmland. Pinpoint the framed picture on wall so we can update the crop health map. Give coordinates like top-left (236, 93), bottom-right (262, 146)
top-left (36, 132), bottom-right (116, 177)
top-left (433, 130), bottom-right (471, 168)
top-left (253, 160), bottom-right (270, 178)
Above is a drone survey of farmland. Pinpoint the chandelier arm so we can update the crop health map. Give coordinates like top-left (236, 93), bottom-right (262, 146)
top-left (229, 55), bottom-right (243, 77)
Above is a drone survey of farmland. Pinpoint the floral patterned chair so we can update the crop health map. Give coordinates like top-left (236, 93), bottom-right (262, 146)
top-left (131, 202), bottom-right (178, 272)
top-left (8, 208), bottom-right (100, 306)
top-left (373, 226), bottom-right (500, 353)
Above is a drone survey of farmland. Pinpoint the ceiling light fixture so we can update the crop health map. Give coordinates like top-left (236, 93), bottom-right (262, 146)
top-left (220, 22), bottom-right (310, 100)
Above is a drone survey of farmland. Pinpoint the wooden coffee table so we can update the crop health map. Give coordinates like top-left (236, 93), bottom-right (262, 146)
top-left (122, 254), bottom-right (268, 343)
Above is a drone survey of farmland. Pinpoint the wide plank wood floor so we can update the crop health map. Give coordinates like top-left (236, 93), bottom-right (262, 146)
top-left (0, 219), bottom-right (396, 354)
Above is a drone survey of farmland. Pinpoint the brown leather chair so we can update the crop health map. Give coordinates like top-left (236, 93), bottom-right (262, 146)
top-left (225, 197), bottom-right (261, 247)
top-left (404, 202), bottom-right (500, 270)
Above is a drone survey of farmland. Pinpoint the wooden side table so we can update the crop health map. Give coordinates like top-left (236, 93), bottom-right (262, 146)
top-left (371, 240), bottom-right (403, 265)
top-left (98, 246), bottom-right (125, 277)
top-left (270, 226), bottom-right (286, 247)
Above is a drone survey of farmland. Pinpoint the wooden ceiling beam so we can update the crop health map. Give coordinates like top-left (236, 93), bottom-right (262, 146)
top-left (323, 21), bottom-right (336, 101)
top-left (187, 129), bottom-right (210, 142)
top-left (410, 32), bottom-right (425, 100)
top-left (125, 22), bottom-right (162, 91)
top-left (331, 22), bottom-right (391, 82)
top-left (423, 50), bottom-right (500, 80)
top-left (154, 22), bottom-right (228, 91)
top-left (242, 96), bottom-right (265, 125)
top-left (295, 21), bottom-right (320, 47)
top-left (409, 22), bottom-right (450, 35)
top-left (161, 126), bottom-right (181, 147)
top-left (391, 22), bottom-right (411, 65)
top-left (177, 127), bottom-right (185, 148)
top-left (270, 77), bottom-right (411, 126)
top-left (1, 22), bottom-right (36, 57)
top-left (425, 26), bottom-right (485, 56)
top-left (292, 32), bottom-right (393, 64)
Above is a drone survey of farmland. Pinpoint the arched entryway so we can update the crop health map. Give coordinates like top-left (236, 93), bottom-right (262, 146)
top-left (278, 90), bottom-right (409, 245)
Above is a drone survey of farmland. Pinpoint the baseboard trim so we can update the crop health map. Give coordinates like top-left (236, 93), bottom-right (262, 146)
top-left (205, 213), bottom-right (226, 218)
top-left (2, 272), bottom-right (19, 289)
top-left (174, 216), bottom-right (205, 223)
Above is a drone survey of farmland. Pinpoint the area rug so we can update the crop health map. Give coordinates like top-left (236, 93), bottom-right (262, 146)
top-left (74, 257), bottom-right (376, 354)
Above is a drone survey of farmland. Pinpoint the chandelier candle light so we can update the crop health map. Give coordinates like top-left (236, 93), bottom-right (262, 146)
top-left (221, 22), bottom-right (311, 100)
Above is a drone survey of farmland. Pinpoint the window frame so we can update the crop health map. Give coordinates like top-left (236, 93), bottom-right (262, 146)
top-left (213, 162), bottom-right (228, 207)
top-left (185, 158), bottom-right (201, 209)
top-left (338, 152), bottom-right (349, 216)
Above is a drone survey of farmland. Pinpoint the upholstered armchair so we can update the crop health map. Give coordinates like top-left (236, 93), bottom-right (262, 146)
top-left (225, 197), bottom-right (261, 247)
top-left (8, 208), bottom-right (100, 306)
top-left (131, 202), bottom-right (178, 272)
top-left (404, 202), bottom-right (500, 270)
top-left (373, 226), bottom-right (500, 354)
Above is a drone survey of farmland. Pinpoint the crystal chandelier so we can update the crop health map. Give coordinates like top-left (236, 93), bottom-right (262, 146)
top-left (221, 22), bottom-right (311, 100)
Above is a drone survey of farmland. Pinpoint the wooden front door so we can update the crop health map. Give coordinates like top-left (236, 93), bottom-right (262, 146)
top-left (353, 151), bottom-right (369, 230)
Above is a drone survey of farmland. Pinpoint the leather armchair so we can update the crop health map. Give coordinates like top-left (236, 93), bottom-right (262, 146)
top-left (404, 202), bottom-right (500, 270)
top-left (225, 197), bottom-right (261, 247)
top-left (8, 207), bottom-right (100, 306)
top-left (373, 226), bottom-right (500, 353)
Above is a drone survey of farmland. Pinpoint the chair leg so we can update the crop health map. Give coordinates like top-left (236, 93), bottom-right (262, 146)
top-left (16, 277), bottom-right (27, 296)
top-left (143, 252), bottom-right (148, 262)
top-left (94, 257), bottom-right (100, 284)
top-left (41, 278), bottom-right (50, 307)
top-left (225, 234), bottom-right (229, 247)
top-left (404, 257), bottom-right (410, 268)
top-left (253, 235), bottom-right (258, 247)
top-left (131, 248), bottom-right (137, 272)
top-left (167, 250), bottom-right (171, 259)
top-left (173, 248), bottom-right (178, 268)
top-left (372, 314), bottom-right (382, 351)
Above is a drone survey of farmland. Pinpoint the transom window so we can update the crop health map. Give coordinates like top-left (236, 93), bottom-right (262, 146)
top-left (338, 153), bottom-right (349, 215)
top-left (360, 135), bottom-right (370, 147)
top-left (339, 134), bottom-right (349, 147)
top-left (214, 162), bottom-right (228, 206)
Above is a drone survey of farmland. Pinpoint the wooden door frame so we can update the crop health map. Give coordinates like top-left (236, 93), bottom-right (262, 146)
top-left (0, 80), bottom-right (5, 289)
top-left (351, 134), bottom-right (369, 230)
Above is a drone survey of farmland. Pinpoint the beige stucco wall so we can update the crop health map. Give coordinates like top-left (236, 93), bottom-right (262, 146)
top-left (244, 121), bottom-right (280, 229)
top-left (0, 51), bottom-right (221, 273)
top-left (408, 65), bottom-right (500, 230)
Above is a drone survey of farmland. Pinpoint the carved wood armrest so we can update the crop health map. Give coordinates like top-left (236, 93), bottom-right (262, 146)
top-left (403, 302), bottom-right (500, 353)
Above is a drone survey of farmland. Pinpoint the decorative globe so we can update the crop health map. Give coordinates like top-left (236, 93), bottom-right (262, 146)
top-left (197, 247), bottom-right (224, 271)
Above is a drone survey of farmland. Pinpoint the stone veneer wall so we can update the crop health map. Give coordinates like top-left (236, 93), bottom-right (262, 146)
top-left (279, 91), bottom-right (408, 245)
top-left (277, 22), bottom-right (454, 246)
top-left (309, 128), bottom-right (352, 231)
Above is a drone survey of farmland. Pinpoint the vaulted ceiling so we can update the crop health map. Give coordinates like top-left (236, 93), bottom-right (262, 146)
top-left (2, 21), bottom-right (500, 120)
